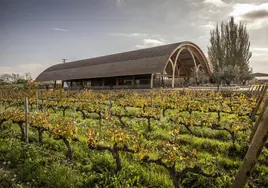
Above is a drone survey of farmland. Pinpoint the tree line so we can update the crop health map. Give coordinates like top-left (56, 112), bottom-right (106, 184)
top-left (0, 73), bottom-right (31, 85)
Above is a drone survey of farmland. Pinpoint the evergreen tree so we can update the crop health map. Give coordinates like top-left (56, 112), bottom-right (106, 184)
top-left (208, 17), bottom-right (252, 86)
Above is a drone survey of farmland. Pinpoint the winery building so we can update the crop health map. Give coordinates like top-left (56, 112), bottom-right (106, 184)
top-left (35, 41), bottom-right (212, 89)
top-left (253, 73), bottom-right (268, 84)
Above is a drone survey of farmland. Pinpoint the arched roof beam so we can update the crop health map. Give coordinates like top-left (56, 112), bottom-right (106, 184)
top-left (163, 42), bottom-right (211, 88)
top-left (163, 42), bottom-right (212, 77)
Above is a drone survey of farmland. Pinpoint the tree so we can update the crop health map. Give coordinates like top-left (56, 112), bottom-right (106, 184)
top-left (191, 67), bottom-right (206, 86)
top-left (0, 73), bottom-right (27, 84)
top-left (239, 65), bottom-right (253, 85)
top-left (208, 16), bottom-right (252, 86)
top-left (0, 74), bottom-right (12, 84)
top-left (11, 73), bottom-right (21, 83)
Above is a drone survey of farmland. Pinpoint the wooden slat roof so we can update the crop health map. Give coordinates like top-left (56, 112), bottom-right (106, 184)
top-left (252, 73), bottom-right (268, 77)
top-left (35, 41), bottom-right (208, 81)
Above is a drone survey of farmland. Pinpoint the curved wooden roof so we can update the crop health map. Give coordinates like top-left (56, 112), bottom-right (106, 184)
top-left (36, 41), bottom-right (211, 81)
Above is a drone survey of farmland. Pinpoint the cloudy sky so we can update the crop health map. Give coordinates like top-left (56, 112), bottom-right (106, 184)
top-left (0, 0), bottom-right (267, 78)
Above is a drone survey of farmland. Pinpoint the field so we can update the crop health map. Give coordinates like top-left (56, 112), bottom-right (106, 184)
top-left (0, 88), bottom-right (268, 188)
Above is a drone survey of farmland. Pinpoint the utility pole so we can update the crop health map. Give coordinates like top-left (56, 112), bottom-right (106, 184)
top-left (62, 58), bottom-right (67, 64)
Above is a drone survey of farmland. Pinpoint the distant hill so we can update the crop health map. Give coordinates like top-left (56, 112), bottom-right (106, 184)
top-left (252, 73), bottom-right (268, 77)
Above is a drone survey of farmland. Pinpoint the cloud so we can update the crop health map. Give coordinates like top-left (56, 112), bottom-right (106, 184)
top-left (230, 3), bottom-right (268, 30)
top-left (249, 47), bottom-right (268, 73)
top-left (204, 0), bottom-right (228, 7)
top-left (52, 27), bottom-right (68, 32)
top-left (135, 38), bottom-right (167, 49)
top-left (108, 32), bottom-right (147, 37)
top-left (251, 47), bottom-right (268, 53)
top-left (198, 35), bottom-right (210, 40)
top-left (251, 47), bottom-right (268, 59)
top-left (200, 21), bottom-right (215, 31)
top-left (116, 0), bottom-right (125, 6)
top-left (244, 9), bottom-right (268, 19)
top-left (230, 3), bottom-right (268, 19)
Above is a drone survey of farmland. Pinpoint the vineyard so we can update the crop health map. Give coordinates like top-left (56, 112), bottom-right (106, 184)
top-left (0, 88), bottom-right (268, 188)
